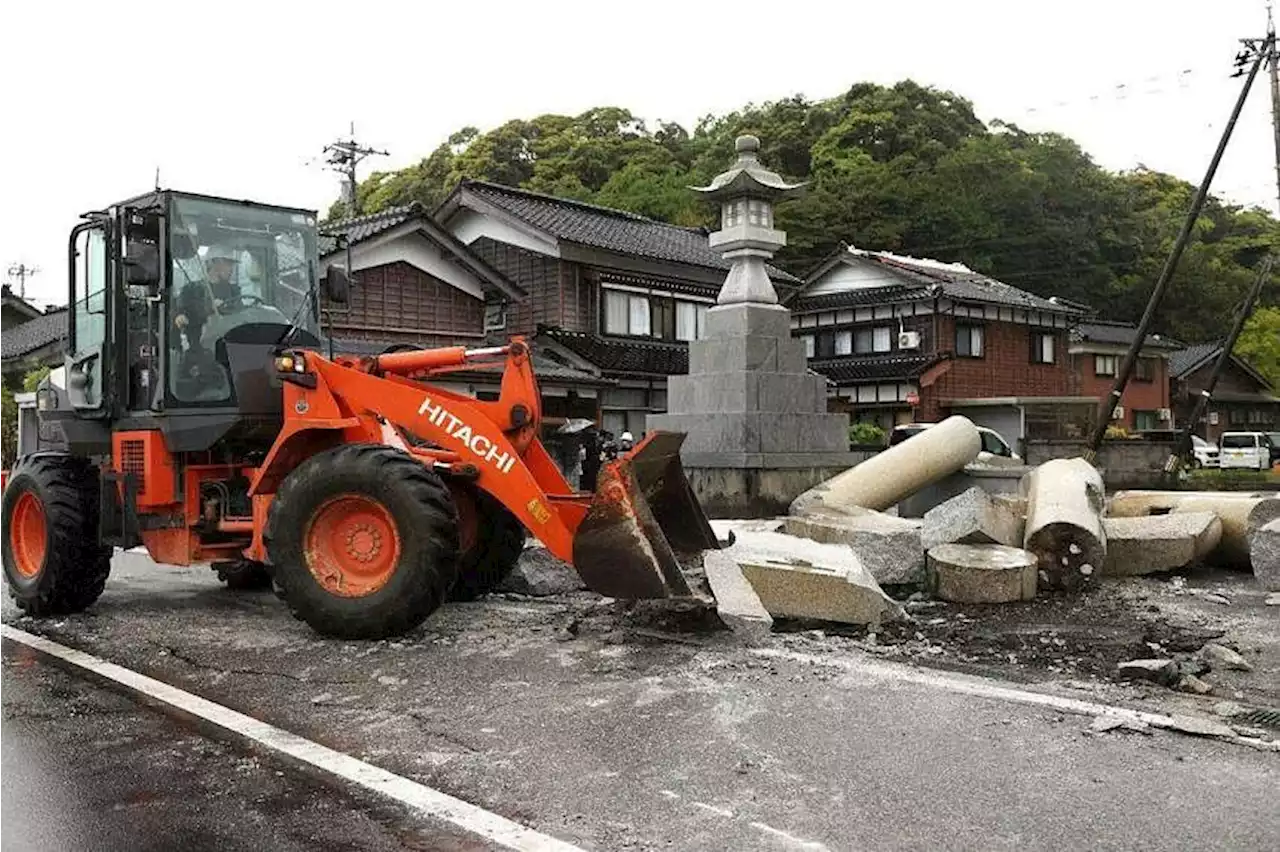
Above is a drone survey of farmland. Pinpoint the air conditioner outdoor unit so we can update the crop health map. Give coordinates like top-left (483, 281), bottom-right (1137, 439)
top-left (1157, 408), bottom-right (1172, 421)
top-left (898, 331), bottom-right (921, 350)
top-left (1112, 405), bottom-right (1125, 419)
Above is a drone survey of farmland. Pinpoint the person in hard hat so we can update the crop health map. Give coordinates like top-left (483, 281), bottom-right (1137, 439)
top-left (173, 245), bottom-right (243, 350)
top-left (618, 431), bottom-right (635, 453)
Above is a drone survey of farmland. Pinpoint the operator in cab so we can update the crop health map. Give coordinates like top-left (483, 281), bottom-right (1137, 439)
top-left (173, 245), bottom-right (244, 352)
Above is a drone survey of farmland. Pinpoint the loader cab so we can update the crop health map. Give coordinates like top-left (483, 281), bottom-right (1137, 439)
top-left (58, 190), bottom-right (323, 455)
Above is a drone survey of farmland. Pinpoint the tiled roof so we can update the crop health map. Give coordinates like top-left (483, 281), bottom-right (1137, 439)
top-left (2, 309), bottom-right (67, 360)
top-left (538, 326), bottom-right (689, 376)
top-left (792, 283), bottom-right (932, 312)
top-left (1070, 321), bottom-right (1180, 349)
top-left (319, 205), bottom-right (418, 255)
top-left (456, 180), bottom-right (801, 284)
top-left (810, 353), bottom-right (942, 385)
top-left (1169, 341), bottom-right (1222, 378)
top-left (794, 246), bottom-right (1087, 315)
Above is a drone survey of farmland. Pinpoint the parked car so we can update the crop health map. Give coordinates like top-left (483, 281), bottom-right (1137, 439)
top-left (888, 422), bottom-right (1021, 461)
top-left (1189, 434), bottom-right (1219, 469)
top-left (1218, 431), bottom-right (1275, 471)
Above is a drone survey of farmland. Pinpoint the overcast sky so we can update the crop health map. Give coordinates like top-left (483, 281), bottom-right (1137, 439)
top-left (1, 0), bottom-right (1274, 309)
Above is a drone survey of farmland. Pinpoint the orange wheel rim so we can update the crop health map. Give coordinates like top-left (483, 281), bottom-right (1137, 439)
top-left (11, 491), bottom-right (48, 579)
top-left (304, 494), bottom-right (401, 598)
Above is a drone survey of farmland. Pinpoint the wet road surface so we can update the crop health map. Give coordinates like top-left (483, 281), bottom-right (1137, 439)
top-left (1, 641), bottom-right (492, 852)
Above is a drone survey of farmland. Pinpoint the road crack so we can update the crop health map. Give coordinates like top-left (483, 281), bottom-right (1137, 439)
top-left (158, 645), bottom-right (363, 686)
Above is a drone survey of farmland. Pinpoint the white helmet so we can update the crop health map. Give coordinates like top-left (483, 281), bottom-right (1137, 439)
top-left (620, 431), bottom-right (634, 442)
top-left (206, 244), bottom-right (240, 264)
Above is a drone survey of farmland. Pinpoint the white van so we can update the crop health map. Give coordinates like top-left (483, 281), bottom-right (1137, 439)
top-left (1218, 432), bottom-right (1275, 471)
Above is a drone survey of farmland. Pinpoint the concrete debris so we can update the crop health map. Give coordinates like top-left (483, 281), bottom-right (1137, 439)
top-left (1089, 715), bottom-right (1151, 735)
top-left (1022, 458), bottom-right (1107, 591)
top-left (789, 415), bottom-right (981, 515)
top-left (1176, 674), bottom-right (1214, 695)
top-left (1100, 512), bottom-right (1222, 577)
top-left (784, 510), bottom-right (925, 586)
top-left (991, 494), bottom-right (1028, 520)
top-left (497, 545), bottom-right (587, 596)
top-left (1160, 714), bottom-right (1237, 740)
top-left (921, 487), bottom-right (1025, 551)
top-left (1266, 592), bottom-right (1280, 606)
top-left (703, 551), bottom-right (774, 641)
top-left (1213, 701), bottom-right (1246, 718)
top-left (1115, 658), bottom-right (1179, 687)
top-left (926, 544), bottom-right (1037, 604)
top-left (724, 530), bottom-right (903, 626)
top-left (1198, 643), bottom-right (1253, 672)
top-left (1106, 492), bottom-right (1280, 569)
top-left (1192, 591), bottom-right (1231, 606)
top-left (1250, 518), bottom-right (1280, 591)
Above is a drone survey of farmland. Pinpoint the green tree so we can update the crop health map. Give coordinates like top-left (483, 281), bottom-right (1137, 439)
top-left (1235, 306), bottom-right (1280, 390)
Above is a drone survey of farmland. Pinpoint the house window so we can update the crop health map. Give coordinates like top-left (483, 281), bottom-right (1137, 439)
top-left (1031, 330), bottom-right (1055, 364)
top-left (801, 334), bottom-right (815, 358)
top-left (816, 331), bottom-right (836, 359)
top-left (835, 330), bottom-right (853, 356)
top-left (675, 301), bottom-right (708, 341)
top-left (854, 328), bottom-right (874, 354)
top-left (1095, 354), bottom-right (1117, 377)
top-left (651, 297), bottom-right (674, 340)
top-left (873, 326), bottom-right (892, 353)
top-left (484, 301), bottom-right (506, 332)
top-left (603, 289), bottom-right (651, 337)
top-left (1135, 410), bottom-right (1157, 431)
top-left (956, 324), bottom-right (984, 358)
top-left (1134, 357), bottom-right (1155, 382)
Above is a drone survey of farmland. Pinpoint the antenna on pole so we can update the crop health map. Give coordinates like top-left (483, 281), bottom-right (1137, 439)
top-left (323, 122), bottom-right (389, 220)
top-left (6, 263), bottom-right (39, 298)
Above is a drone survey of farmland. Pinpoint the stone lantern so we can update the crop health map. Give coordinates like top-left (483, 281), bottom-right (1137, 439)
top-left (647, 136), bottom-right (854, 518)
top-left (691, 135), bottom-right (806, 306)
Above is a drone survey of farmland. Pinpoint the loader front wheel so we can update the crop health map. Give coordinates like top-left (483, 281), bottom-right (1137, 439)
top-left (448, 489), bottom-right (526, 602)
top-left (2, 455), bottom-right (112, 615)
top-left (266, 444), bottom-right (459, 639)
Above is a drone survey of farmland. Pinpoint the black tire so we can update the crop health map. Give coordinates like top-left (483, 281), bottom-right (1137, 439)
top-left (212, 559), bottom-right (273, 591)
top-left (448, 490), bottom-right (526, 602)
top-left (265, 444), bottom-right (459, 639)
top-left (2, 455), bottom-right (112, 615)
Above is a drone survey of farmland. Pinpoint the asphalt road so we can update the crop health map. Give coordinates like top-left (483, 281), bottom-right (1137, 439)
top-left (3, 553), bottom-right (1279, 851)
top-left (1, 642), bottom-right (491, 852)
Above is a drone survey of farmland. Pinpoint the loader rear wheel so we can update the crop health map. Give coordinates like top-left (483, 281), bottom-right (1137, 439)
top-left (2, 455), bottom-right (112, 615)
top-left (448, 489), bottom-right (526, 602)
top-left (265, 444), bottom-right (459, 639)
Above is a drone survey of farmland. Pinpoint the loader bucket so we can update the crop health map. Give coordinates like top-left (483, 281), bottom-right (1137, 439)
top-left (572, 431), bottom-right (723, 599)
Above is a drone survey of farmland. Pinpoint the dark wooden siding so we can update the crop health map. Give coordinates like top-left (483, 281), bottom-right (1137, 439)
top-left (468, 238), bottom-right (570, 335)
top-left (322, 260), bottom-right (484, 347)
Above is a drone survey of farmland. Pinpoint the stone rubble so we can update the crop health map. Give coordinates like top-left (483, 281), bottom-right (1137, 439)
top-left (1021, 458), bottom-right (1107, 592)
top-left (784, 510), bottom-right (925, 586)
top-left (1100, 512), bottom-right (1222, 577)
top-left (926, 543), bottom-right (1038, 603)
top-left (1250, 517), bottom-right (1280, 591)
top-left (498, 545), bottom-right (587, 596)
top-left (703, 550), bottom-right (773, 640)
top-left (921, 487), bottom-right (1025, 551)
top-left (1115, 658), bottom-right (1179, 687)
top-left (1197, 643), bottom-right (1253, 672)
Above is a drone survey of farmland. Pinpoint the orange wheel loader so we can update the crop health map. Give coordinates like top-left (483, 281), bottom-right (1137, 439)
top-left (1, 190), bottom-right (723, 638)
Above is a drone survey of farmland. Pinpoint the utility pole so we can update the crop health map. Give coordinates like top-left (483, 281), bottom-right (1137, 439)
top-left (6, 263), bottom-right (38, 298)
top-left (1244, 3), bottom-right (1280, 213)
top-left (1084, 34), bottom-right (1270, 458)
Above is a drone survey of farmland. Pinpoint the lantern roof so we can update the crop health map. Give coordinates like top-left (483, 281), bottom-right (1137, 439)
top-left (690, 135), bottom-right (807, 201)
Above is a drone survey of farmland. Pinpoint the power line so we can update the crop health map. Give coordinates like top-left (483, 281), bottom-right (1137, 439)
top-left (6, 262), bottom-right (38, 298)
top-left (323, 122), bottom-right (389, 220)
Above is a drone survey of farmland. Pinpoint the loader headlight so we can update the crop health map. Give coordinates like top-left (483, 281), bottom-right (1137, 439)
top-left (275, 354), bottom-right (306, 374)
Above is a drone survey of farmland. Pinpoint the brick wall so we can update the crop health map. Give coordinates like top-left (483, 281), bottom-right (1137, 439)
top-left (926, 317), bottom-right (1071, 415)
top-left (1072, 351), bottom-right (1170, 428)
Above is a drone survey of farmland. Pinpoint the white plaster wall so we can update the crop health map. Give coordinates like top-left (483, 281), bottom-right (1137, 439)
top-left (805, 258), bottom-right (903, 296)
top-left (448, 209), bottom-right (559, 258)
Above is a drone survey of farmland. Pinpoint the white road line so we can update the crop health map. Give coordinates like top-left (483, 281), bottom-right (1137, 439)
top-left (749, 647), bottom-right (1280, 750)
top-left (1, 625), bottom-right (584, 852)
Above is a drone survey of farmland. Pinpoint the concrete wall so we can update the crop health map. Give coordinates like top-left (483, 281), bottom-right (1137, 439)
top-left (1024, 438), bottom-right (1177, 489)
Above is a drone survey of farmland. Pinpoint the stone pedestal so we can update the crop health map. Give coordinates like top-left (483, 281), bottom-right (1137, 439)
top-left (648, 303), bottom-right (857, 517)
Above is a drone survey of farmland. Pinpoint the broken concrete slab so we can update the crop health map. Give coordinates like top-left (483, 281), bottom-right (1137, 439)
top-left (784, 510), bottom-right (925, 586)
top-left (497, 545), bottom-right (586, 596)
top-left (703, 551), bottom-right (773, 640)
top-left (926, 544), bottom-right (1037, 604)
top-left (1089, 715), bottom-right (1152, 735)
top-left (1116, 658), bottom-right (1179, 687)
top-left (1107, 492), bottom-right (1280, 569)
top-left (723, 530), bottom-right (903, 625)
top-left (1022, 458), bottom-right (1107, 592)
top-left (1100, 512), bottom-right (1223, 577)
top-left (921, 487), bottom-right (1025, 551)
top-left (1177, 674), bottom-right (1214, 695)
top-left (1266, 592), bottom-right (1280, 606)
top-left (789, 415), bottom-right (981, 515)
top-left (1198, 643), bottom-right (1253, 672)
top-left (1250, 517), bottom-right (1280, 591)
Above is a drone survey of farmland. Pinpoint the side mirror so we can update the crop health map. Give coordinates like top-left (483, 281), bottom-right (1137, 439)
top-left (324, 265), bottom-right (351, 304)
top-left (124, 243), bottom-right (161, 290)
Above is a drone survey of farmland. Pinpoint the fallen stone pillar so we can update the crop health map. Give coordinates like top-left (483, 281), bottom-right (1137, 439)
top-left (1106, 492), bottom-right (1280, 568)
top-left (722, 530), bottom-right (903, 625)
top-left (790, 415), bottom-right (981, 515)
top-left (703, 551), bottom-right (773, 639)
top-left (783, 510), bottom-right (925, 586)
top-left (1022, 458), bottom-right (1107, 591)
top-left (1101, 512), bottom-right (1223, 576)
top-left (1252, 518), bottom-right (1280, 591)
top-left (921, 487), bottom-right (1025, 551)
top-left (926, 544), bottom-right (1038, 603)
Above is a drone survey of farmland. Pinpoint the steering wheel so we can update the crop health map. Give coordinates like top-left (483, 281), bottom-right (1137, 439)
top-left (221, 293), bottom-right (265, 313)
